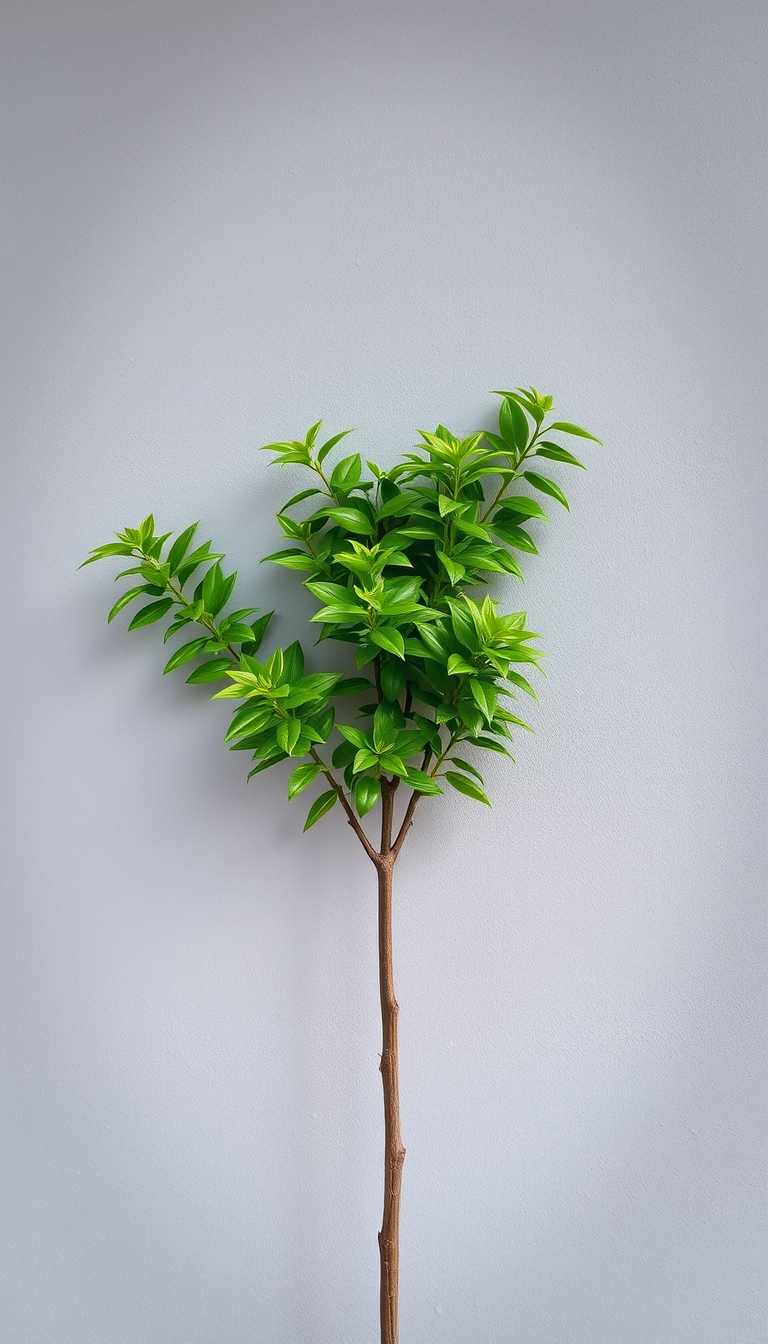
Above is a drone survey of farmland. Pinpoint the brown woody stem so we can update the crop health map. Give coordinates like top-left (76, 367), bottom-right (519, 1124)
top-left (370, 781), bottom-right (405, 1344)
top-left (376, 854), bottom-right (405, 1344)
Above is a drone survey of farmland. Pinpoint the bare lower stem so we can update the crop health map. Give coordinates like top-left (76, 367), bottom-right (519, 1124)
top-left (376, 853), bottom-right (405, 1344)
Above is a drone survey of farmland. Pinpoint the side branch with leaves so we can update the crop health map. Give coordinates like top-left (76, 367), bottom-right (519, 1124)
top-left (83, 385), bottom-right (600, 1344)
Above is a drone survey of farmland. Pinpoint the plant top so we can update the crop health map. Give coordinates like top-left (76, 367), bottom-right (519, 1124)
top-left (82, 386), bottom-right (600, 852)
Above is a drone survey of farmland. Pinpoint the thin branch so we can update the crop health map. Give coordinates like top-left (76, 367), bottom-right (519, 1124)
top-left (309, 748), bottom-right (379, 864)
top-left (391, 788), bottom-right (420, 861)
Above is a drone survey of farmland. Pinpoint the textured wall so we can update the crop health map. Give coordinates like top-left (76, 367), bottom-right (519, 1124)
top-left (1, 2), bottom-right (765, 1341)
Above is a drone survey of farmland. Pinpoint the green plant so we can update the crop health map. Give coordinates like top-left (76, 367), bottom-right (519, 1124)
top-left (82, 385), bottom-right (599, 1344)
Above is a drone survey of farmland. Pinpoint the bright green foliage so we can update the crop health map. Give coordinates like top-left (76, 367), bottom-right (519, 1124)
top-left (82, 387), bottom-right (599, 833)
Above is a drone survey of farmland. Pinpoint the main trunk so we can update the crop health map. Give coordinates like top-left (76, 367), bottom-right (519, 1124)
top-left (376, 856), bottom-right (405, 1344)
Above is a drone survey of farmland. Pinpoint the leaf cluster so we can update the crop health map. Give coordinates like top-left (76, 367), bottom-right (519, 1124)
top-left (83, 388), bottom-right (599, 837)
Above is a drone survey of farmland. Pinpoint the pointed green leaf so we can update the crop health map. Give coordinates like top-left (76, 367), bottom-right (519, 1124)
top-left (321, 507), bottom-right (373, 535)
top-left (332, 677), bottom-right (375, 696)
top-left (279, 489), bottom-right (323, 511)
top-left (330, 453), bottom-right (362, 493)
top-left (370, 627), bottom-right (405, 659)
top-left (506, 671), bottom-right (539, 700)
top-left (522, 472), bottom-right (569, 510)
top-left (469, 736), bottom-right (513, 756)
top-left (548, 421), bottom-right (601, 443)
top-left (316, 429), bottom-right (353, 465)
top-left (449, 757), bottom-right (485, 783)
top-left (107, 586), bottom-right (150, 622)
top-left (243, 611), bottom-right (273, 653)
top-left (378, 753), bottom-right (408, 778)
top-left (163, 637), bottom-right (211, 673)
top-left (437, 551), bottom-right (466, 586)
top-left (403, 767), bottom-right (442, 796)
top-left (247, 752), bottom-right (289, 778)
top-left (351, 748), bottom-right (378, 774)
top-left (498, 496), bottom-right (549, 522)
top-left (534, 443), bottom-right (586, 469)
top-left (353, 776), bottom-right (381, 816)
top-left (126, 598), bottom-right (174, 630)
top-left (444, 771), bottom-right (491, 805)
top-left (276, 719), bottom-right (302, 754)
top-left (337, 724), bottom-right (370, 749)
top-left (167, 523), bottom-right (199, 575)
top-left (499, 396), bottom-right (529, 453)
top-left (447, 654), bottom-right (476, 676)
top-left (470, 679), bottom-right (496, 720)
top-left (185, 657), bottom-right (232, 684)
top-left (489, 521), bottom-right (538, 553)
top-left (288, 762), bottom-right (321, 800)
top-left (79, 542), bottom-right (136, 567)
top-left (261, 549), bottom-right (317, 571)
top-left (380, 659), bottom-right (407, 702)
top-left (303, 789), bottom-right (338, 830)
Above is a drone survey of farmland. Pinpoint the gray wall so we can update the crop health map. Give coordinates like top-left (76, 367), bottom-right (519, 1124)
top-left (1, 3), bottom-right (765, 1341)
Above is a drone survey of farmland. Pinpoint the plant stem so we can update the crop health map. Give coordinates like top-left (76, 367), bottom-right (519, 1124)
top-left (375, 846), bottom-right (405, 1344)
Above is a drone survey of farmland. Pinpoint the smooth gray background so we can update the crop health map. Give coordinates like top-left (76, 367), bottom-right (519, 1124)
top-left (1, 2), bottom-right (765, 1341)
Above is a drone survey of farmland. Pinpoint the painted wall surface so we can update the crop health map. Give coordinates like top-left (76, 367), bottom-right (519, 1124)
top-left (1, 3), bottom-right (765, 1341)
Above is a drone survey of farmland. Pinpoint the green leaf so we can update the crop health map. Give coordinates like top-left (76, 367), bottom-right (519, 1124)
top-left (498, 496), bottom-right (549, 522)
top-left (548, 421), bottom-right (602, 443)
top-left (279, 489), bottom-right (322, 511)
top-left (332, 677), bottom-right (374, 696)
top-left (167, 523), bottom-right (199, 575)
top-left (499, 396), bottom-right (529, 453)
top-left (277, 719), bottom-right (302, 755)
top-left (175, 543), bottom-right (224, 588)
top-left (330, 453), bottom-right (362, 493)
top-left (522, 472), bottom-right (570, 511)
top-left (506, 670), bottom-right (539, 700)
top-left (447, 653), bottom-right (476, 676)
top-left (380, 659), bottom-right (407, 702)
top-left (449, 757), bottom-right (485, 783)
top-left (403, 767), bottom-right (442, 796)
top-left (262, 549), bottom-right (317, 571)
top-left (534, 443), bottom-right (586, 469)
top-left (244, 611), bottom-right (273, 653)
top-left (470, 679), bottom-right (496, 721)
top-left (353, 776), bottom-right (381, 817)
top-left (322, 507), bottom-right (373, 535)
top-left (373, 701), bottom-right (402, 751)
top-left (473, 736), bottom-right (513, 757)
top-left (247, 752), bottom-right (289, 778)
top-left (201, 562), bottom-right (229, 614)
top-left (126, 598), bottom-right (174, 630)
top-left (107, 586), bottom-right (149, 622)
top-left (316, 429), bottom-right (353, 465)
top-left (138, 514), bottom-right (155, 543)
top-left (332, 739), bottom-right (357, 768)
top-left (337, 723), bottom-right (370, 750)
top-left (437, 551), bottom-right (466, 586)
top-left (224, 703), bottom-right (275, 742)
top-left (79, 542), bottom-right (136, 567)
top-left (288, 762), bottom-right (321, 799)
top-left (282, 640), bottom-right (305, 682)
top-left (303, 789), bottom-right (338, 830)
top-left (163, 637), bottom-right (210, 673)
top-left (310, 602), bottom-right (367, 624)
top-left (353, 748), bottom-right (380, 773)
top-left (370, 627), bottom-right (405, 659)
top-left (378, 753), bottom-right (408, 778)
top-left (307, 705), bottom-right (335, 740)
top-left (444, 771), bottom-right (491, 805)
top-left (489, 521), bottom-right (538, 553)
top-left (185, 657), bottom-right (232, 684)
